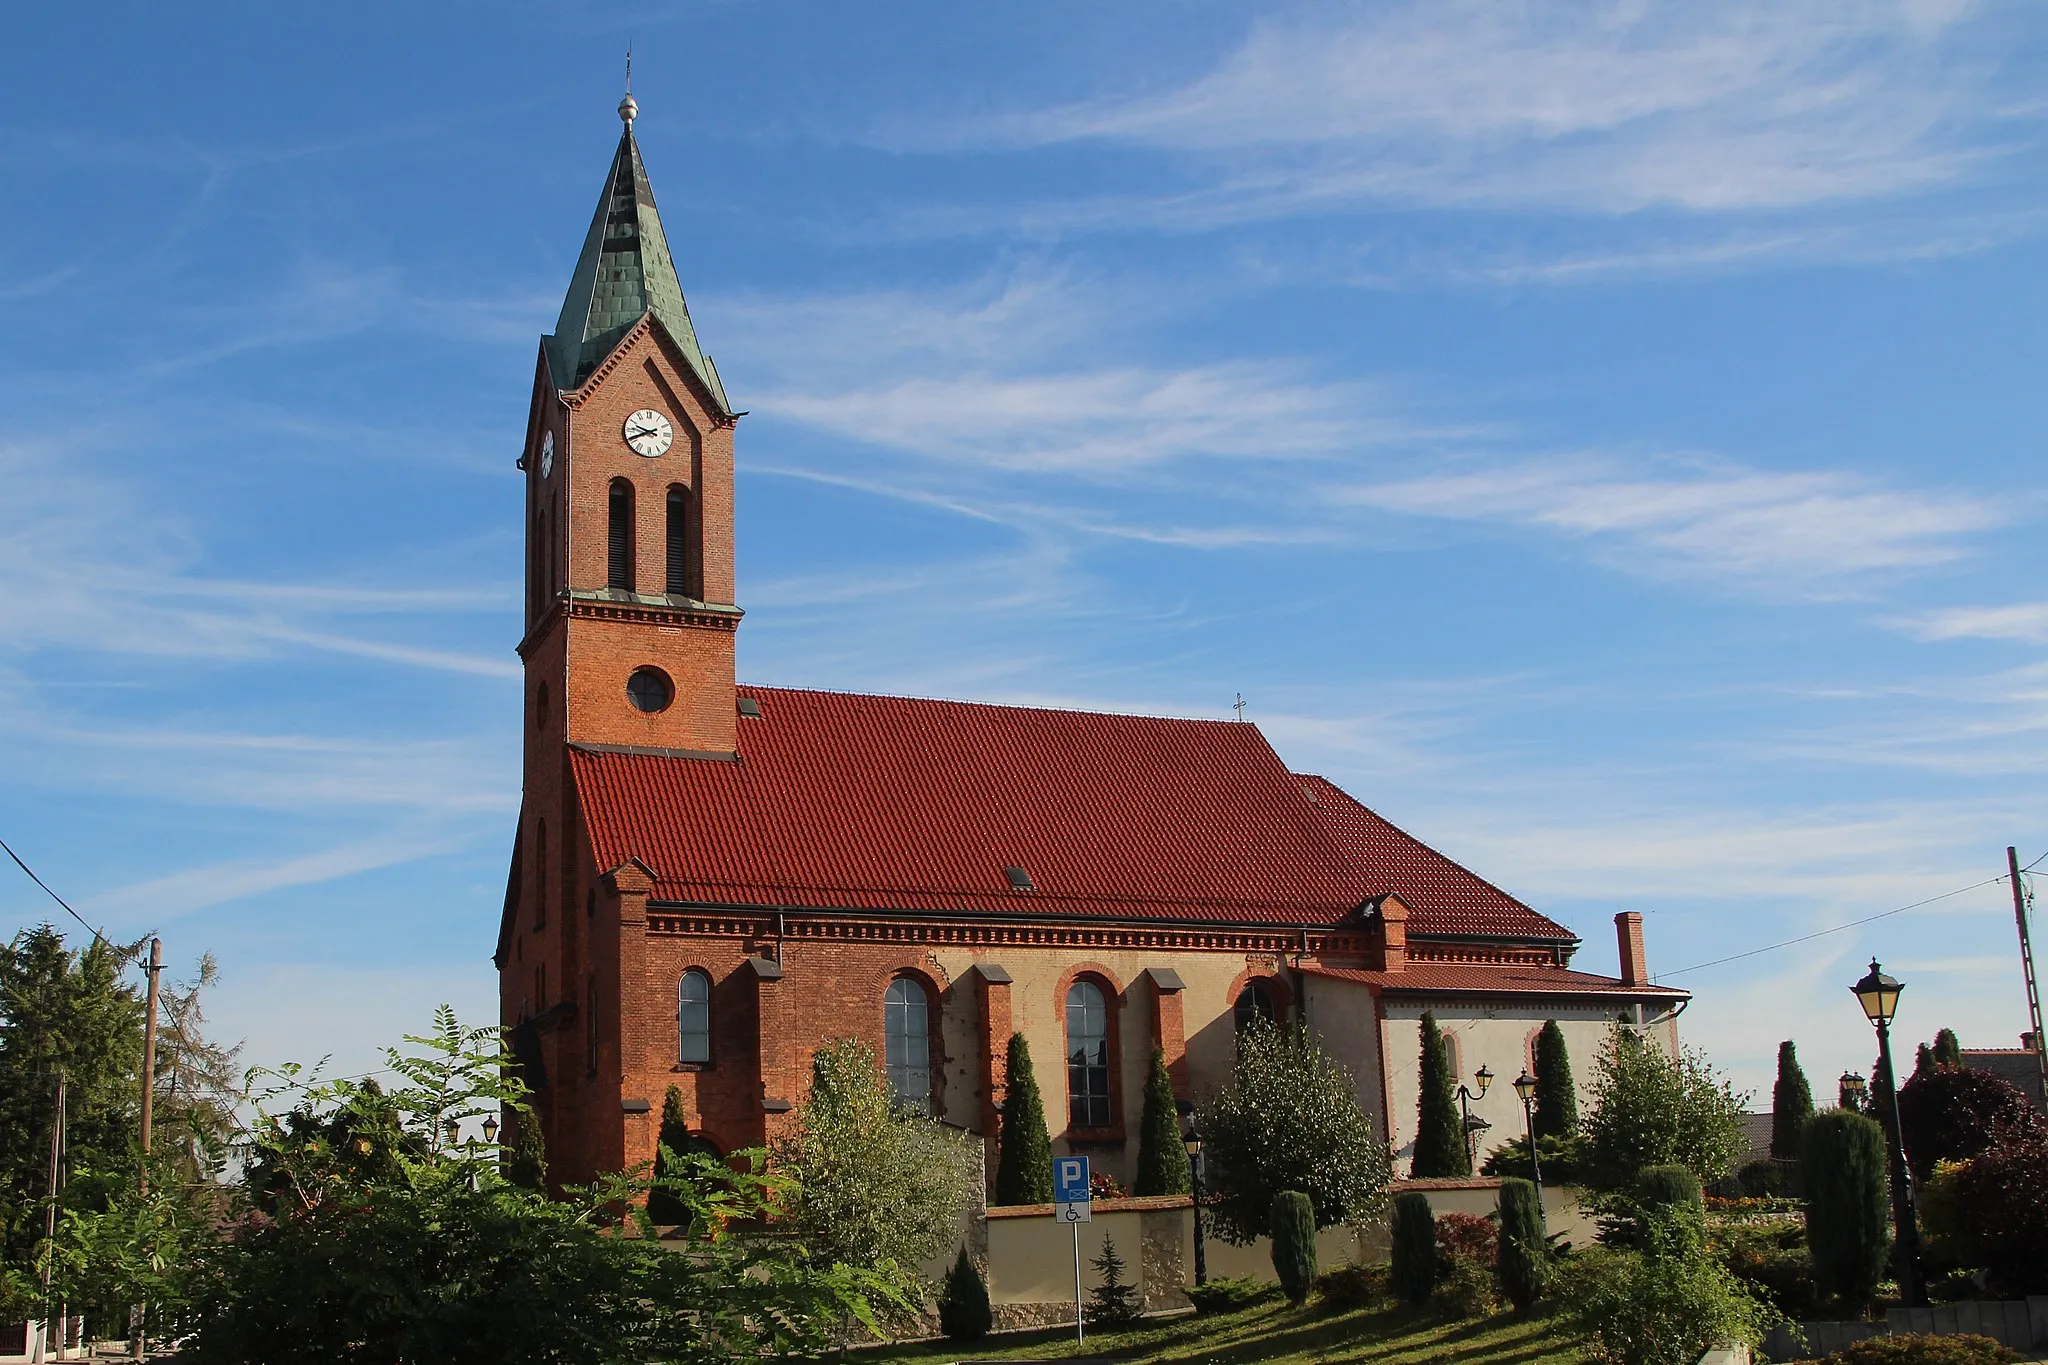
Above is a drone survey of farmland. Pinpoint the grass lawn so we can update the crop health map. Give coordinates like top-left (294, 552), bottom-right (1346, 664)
top-left (865, 1299), bottom-right (1587, 1365)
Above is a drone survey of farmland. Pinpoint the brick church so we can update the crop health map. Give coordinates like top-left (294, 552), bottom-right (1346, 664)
top-left (496, 96), bottom-right (1690, 1193)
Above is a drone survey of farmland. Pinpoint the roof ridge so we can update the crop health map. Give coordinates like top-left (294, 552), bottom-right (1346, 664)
top-left (735, 681), bottom-right (1254, 728)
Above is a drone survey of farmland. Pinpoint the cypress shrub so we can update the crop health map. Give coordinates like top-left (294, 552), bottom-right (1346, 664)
top-left (1802, 1109), bottom-right (1891, 1307)
top-left (506, 1110), bottom-right (547, 1192)
top-left (1533, 1019), bottom-right (1578, 1139)
top-left (646, 1085), bottom-right (691, 1224)
top-left (1133, 1047), bottom-right (1190, 1196)
top-left (1636, 1162), bottom-right (1702, 1210)
top-left (1932, 1028), bottom-right (1963, 1070)
top-left (1389, 1191), bottom-right (1438, 1305)
top-left (994, 1033), bottom-right (1053, 1205)
top-left (1770, 1041), bottom-right (1814, 1159)
top-left (1412, 1012), bottom-right (1468, 1177)
top-left (937, 1246), bottom-right (992, 1341)
top-left (1268, 1190), bottom-right (1317, 1305)
top-left (1495, 1177), bottom-right (1546, 1310)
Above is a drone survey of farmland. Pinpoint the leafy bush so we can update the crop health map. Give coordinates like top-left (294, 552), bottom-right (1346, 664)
top-left (1945, 1134), bottom-right (2048, 1296)
top-left (1560, 1244), bottom-right (1786, 1365)
top-left (1312, 1262), bottom-right (1388, 1309)
top-left (1496, 1178), bottom-right (1547, 1310)
top-left (1820, 1334), bottom-right (2019, 1365)
top-left (1436, 1210), bottom-right (1498, 1267)
top-left (1269, 1190), bottom-right (1317, 1305)
top-left (1716, 1157), bottom-right (1800, 1199)
top-left (1716, 1221), bottom-right (1818, 1319)
top-left (1802, 1109), bottom-right (1889, 1308)
top-left (1583, 1025), bottom-right (1749, 1192)
top-left (1895, 1067), bottom-right (2048, 1184)
top-left (1185, 1276), bottom-right (1280, 1313)
top-left (1089, 1169), bottom-right (1127, 1201)
top-left (1597, 1163), bottom-right (1705, 1255)
top-left (1481, 1131), bottom-right (1589, 1185)
top-left (937, 1247), bottom-right (991, 1342)
top-left (1434, 1256), bottom-right (1498, 1318)
top-left (1389, 1192), bottom-right (1437, 1305)
top-left (1197, 1019), bottom-right (1391, 1244)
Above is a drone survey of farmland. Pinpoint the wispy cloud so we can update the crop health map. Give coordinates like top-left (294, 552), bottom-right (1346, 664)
top-left (88, 833), bottom-right (462, 922)
top-left (1892, 601), bottom-right (2048, 644)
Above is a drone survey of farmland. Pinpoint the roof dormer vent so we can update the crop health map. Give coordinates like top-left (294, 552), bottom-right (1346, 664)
top-left (1004, 866), bottom-right (1034, 892)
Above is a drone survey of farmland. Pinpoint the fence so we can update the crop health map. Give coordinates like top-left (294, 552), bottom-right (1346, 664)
top-left (1761, 1297), bottom-right (2048, 1361)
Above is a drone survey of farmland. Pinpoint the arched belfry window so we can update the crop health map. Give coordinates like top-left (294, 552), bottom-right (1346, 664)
top-left (678, 969), bottom-right (712, 1064)
top-left (1065, 980), bottom-right (1112, 1128)
top-left (607, 480), bottom-right (635, 591)
top-left (883, 977), bottom-right (932, 1113)
top-left (665, 485), bottom-right (692, 597)
top-left (1234, 981), bottom-right (1277, 1034)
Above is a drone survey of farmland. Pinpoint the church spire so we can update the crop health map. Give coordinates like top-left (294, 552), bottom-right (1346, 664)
top-left (547, 94), bottom-right (731, 413)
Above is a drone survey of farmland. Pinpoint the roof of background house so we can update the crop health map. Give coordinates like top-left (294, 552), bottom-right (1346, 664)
top-left (1736, 1112), bottom-right (1776, 1166)
top-left (1960, 1047), bottom-right (2046, 1108)
top-left (570, 685), bottom-right (1580, 939)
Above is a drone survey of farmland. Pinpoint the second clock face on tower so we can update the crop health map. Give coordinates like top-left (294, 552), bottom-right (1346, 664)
top-left (623, 409), bottom-right (674, 458)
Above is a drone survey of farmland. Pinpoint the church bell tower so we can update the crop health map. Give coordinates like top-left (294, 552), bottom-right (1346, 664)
top-left (517, 92), bottom-right (741, 760)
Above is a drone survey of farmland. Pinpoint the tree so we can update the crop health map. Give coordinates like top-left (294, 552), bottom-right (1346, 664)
top-left (1268, 1191), bottom-right (1317, 1305)
top-left (993, 1033), bottom-right (1052, 1206)
top-left (1533, 1019), bottom-right (1579, 1140)
top-left (1946, 1132), bottom-right (2048, 1296)
top-left (1582, 1025), bottom-right (1748, 1191)
top-left (1411, 1012), bottom-right (1468, 1177)
top-left (1801, 1110), bottom-right (1889, 1308)
top-left (937, 1247), bottom-right (991, 1342)
top-left (774, 1038), bottom-right (980, 1276)
top-left (1895, 1065), bottom-right (2048, 1183)
top-left (1086, 1235), bottom-right (1143, 1327)
top-left (1496, 1178), bottom-right (1547, 1310)
top-left (1195, 1019), bottom-right (1390, 1244)
top-left (1932, 1028), bottom-right (1963, 1070)
top-left (648, 1086), bottom-right (693, 1225)
top-left (1133, 1048), bottom-right (1189, 1196)
top-left (1389, 1192), bottom-right (1437, 1305)
top-left (183, 1007), bottom-right (905, 1365)
top-left (506, 1110), bottom-right (547, 1192)
top-left (1769, 1042), bottom-right (1813, 1160)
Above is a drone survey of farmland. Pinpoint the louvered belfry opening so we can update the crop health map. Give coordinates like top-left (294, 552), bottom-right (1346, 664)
top-left (607, 479), bottom-right (635, 590)
top-left (665, 485), bottom-right (692, 597)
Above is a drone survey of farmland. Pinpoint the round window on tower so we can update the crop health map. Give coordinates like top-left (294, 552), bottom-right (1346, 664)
top-left (625, 666), bottom-right (674, 714)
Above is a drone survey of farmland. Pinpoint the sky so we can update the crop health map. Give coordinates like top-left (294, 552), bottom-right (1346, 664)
top-left (3, 0), bottom-right (2048, 1104)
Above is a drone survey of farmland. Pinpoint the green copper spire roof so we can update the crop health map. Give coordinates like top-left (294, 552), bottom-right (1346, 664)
top-left (547, 100), bottom-right (730, 413)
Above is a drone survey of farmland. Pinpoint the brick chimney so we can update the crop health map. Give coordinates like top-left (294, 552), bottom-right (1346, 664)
top-left (1615, 911), bottom-right (1648, 987)
top-left (1373, 896), bottom-right (1409, 973)
top-left (2025, 1031), bottom-right (2039, 1053)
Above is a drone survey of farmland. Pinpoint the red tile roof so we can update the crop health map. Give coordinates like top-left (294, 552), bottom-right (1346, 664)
top-left (569, 686), bottom-right (1579, 938)
top-left (1294, 775), bottom-right (1571, 939)
top-left (1302, 962), bottom-right (1686, 999)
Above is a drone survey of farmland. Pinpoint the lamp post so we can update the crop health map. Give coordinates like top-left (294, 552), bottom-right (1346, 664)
top-left (1455, 1064), bottom-right (1493, 1172)
top-left (1852, 958), bottom-right (1924, 1307)
top-left (1511, 1070), bottom-right (1544, 1220)
top-left (481, 1114), bottom-right (500, 1145)
top-left (442, 1116), bottom-right (461, 1150)
top-left (1839, 1071), bottom-right (1867, 1115)
top-left (1182, 1123), bottom-right (1208, 1287)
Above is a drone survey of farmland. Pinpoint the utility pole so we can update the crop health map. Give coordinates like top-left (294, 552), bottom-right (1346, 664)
top-left (36, 1070), bottom-right (66, 1365)
top-left (132, 937), bottom-right (162, 1363)
top-left (2007, 848), bottom-right (2048, 1102)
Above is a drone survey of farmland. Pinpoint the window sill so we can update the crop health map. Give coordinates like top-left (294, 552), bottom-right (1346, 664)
top-left (672, 1062), bottom-right (713, 1073)
top-left (1064, 1126), bottom-right (1127, 1146)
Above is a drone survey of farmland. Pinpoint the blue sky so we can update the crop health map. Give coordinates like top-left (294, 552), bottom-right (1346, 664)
top-left (4, 1), bottom-right (2048, 1101)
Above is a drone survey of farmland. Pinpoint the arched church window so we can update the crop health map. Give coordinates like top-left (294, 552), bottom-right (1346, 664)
top-left (1234, 981), bottom-right (1277, 1034)
top-left (883, 977), bottom-right (932, 1113)
top-left (665, 485), bottom-right (692, 597)
top-left (1065, 980), bottom-right (1112, 1129)
top-left (607, 479), bottom-right (635, 590)
top-left (678, 968), bottom-right (712, 1064)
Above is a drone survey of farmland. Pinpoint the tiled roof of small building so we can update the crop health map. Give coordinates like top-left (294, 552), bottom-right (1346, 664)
top-left (569, 686), bottom-right (1580, 940)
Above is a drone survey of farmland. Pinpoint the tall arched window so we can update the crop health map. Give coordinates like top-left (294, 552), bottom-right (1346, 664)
top-left (1233, 981), bottom-right (1277, 1034)
top-left (665, 485), bottom-right (692, 597)
top-left (883, 977), bottom-right (932, 1113)
top-left (1065, 980), bottom-right (1112, 1128)
top-left (532, 820), bottom-right (547, 929)
top-left (607, 479), bottom-right (635, 590)
top-left (678, 969), bottom-right (712, 1064)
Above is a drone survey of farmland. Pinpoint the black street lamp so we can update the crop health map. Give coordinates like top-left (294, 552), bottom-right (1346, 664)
top-left (481, 1114), bottom-right (501, 1145)
top-left (1456, 1065), bottom-right (1493, 1171)
top-left (1182, 1121), bottom-right (1208, 1287)
top-left (1839, 1071), bottom-right (1867, 1115)
top-left (1511, 1070), bottom-right (1545, 1221)
top-left (1852, 958), bottom-right (1925, 1307)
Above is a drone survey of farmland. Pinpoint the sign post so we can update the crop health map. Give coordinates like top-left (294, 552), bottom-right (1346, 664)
top-left (1054, 1156), bottom-right (1092, 1344)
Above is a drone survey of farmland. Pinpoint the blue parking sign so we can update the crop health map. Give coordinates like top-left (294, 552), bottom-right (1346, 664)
top-left (1054, 1156), bottom-right (1090, 1205)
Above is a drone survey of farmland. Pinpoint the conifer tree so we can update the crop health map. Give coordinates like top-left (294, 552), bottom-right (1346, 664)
top-left (1769, 1041), bottom-right (1813, 1160)
top-left (506, 1110), bottom-right (548, 1192)
top-left (1133, 1047), bottom-right (1190, 1196)
top-left (1268, 1190), bottom-right (1318, 1305)
top-left (1913, 1042), bottom-right (1935, 1080)
top-left (1495, 1178), bottom-right (1547, 1310)
top-left (1412, 1012), bottom-right (1468, 1177)
top-left (1087, 1234), bottom-right (1143, 1326)
top-left (1802, 1110), bottom-right (1889, 1308)
top-left (1389, 1192), bottom-right (1438, 1305)
top-left (994, 1033), bottom-right (1053, 1205)
top-left (646, 1084), bottom-right (691, 1224)
top-left (938, 1246), bottom-right (993, 1341)
top-left (1532, 1019), bottom-right (1578, 1139)
top-left (1932, 1028), bottom-right (1963, 1070)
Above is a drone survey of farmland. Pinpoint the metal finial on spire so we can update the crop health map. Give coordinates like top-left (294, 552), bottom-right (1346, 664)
top-left (619, 44), bottom-right (638, 123)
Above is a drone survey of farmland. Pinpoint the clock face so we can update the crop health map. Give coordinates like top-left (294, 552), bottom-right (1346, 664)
top-left (623, 409), bottom-right (674, 458)
top-left (539, 430), bottom-right (555, 479)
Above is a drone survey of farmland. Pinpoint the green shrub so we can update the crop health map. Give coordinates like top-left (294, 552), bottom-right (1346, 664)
top-left (1583, 1026), bottom-right (1748, 1192)
top-left (1268, 1189), bottom-right (1318, 1305)
top-left (1716, 1219), bottom-right (1817, 1319)
top-left (1389, 1192), bottom-right (1437, 1305)
top-left (1184, 1276), bottom-right (1280, 1313)
top-left (1434, 1256), bottom-right (1497, 1318)
top-left (1802, 1109), bottom-right (1890, 1308)
top-left (1771, 1041), bottom-right (1815, 1160)
top-left (1534, 1019), bottom-right (1580, 1139)
top-left (1412, 1013), bottom-right (1469, 1177)
top-left (1496, 1178), bottom-right (1547, 1310)
top-left (1480, 1131), bottom-right (1588, 1185)
top-left (1435, 1210), bottom-right (1498, 1267)
top-left (1312, 1262), bottom-right (1387, 1310)
top-left (1133, 1048), bottom-right (1190, 1196)
top-left (1561, 1245), bottom-right (1785, 1365)
top-left (937, 1246), bottom-right (991, 1342)
top-left (1820, 1334), bottom-right (2020, 1365)
top-left (993, 1034), bottom-right (1052, 1205)
top-left (1637, 1163), bottom-right (1702, 1210)
top-left (1946, 1134), bottom-right (2048, 1296)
